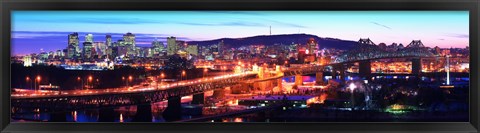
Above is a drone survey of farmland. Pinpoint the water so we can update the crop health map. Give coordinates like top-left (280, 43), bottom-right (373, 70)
top-left (12, 73), bottom-right (469, 122)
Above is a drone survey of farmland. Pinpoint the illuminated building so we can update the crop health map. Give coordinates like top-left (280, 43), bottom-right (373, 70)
top-left (123, 32), bottom-right (135, 48)
top-left (67, 45), bottom-right (77, 59)
top-left (48, 51), bottom-right (55, 59)
top-left (67, 32), bottom-right (80, 58)
top-left (94, 42), bottom-right (107, 57)
top-left (140, 47), bottom-right (152, 57)
top-left (152, 38), bottom-right (164, 55)
top-left (307, 38), bottom-right (318, 57)
top-left (39, 52), bottom-right (48, 61)
top-left (167, 36), bottom-right (178, 56)
top-left (23, 55), bottom-right (32, 67)
top-left (82, 42), bottom-right (94, 59)
top-left (218, 40), bottom-right (224, 55)
top-left (211, 44), bottom-right (219, 55)
top-left (177, 50), bottom-right (188, 58)
top-left (85, 34), bottom-right (93, 43)
top-left (186, 44), bottom-right (198, 56)
top-left (123, 33), bottom-right (136, 56)
top-left (56, 50), bottom-right (64, 58)
top-left (106, 35), bottom-right (112, 47)
top-left (116, 46), bottom-right (128, 57)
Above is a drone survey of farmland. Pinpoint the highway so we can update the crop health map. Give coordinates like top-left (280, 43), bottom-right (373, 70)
top-left (12, 72), bottom-right (257, 99)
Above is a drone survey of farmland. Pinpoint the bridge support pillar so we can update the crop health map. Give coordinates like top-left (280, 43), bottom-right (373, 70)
top-left (231, 83), bottom-right (251, 94)
top-left (359, 60), bottom-right (371, 79)
top-left (295, 75), bottom-right (303, 85)
top-left (162, 96), bottom-right (182, 121)
top-left (191, 93), bottom-right (205, 105)
top-left (98, 107), bottom-right (116, 122)
top-left (411, 58), bottom-right (422, 75)
top-left (277, 78), bottom-right (283, 92)
top-left (316, 72), bottom-right (325, 85)
top-left (132, 103), bottom-right (153, 122)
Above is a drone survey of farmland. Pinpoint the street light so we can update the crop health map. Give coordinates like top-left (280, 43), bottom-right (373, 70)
top-left (181, 70), bottom-right (186, 81)
top-left (77, 76), bottom-right (84, 90)
top-left (349, 83), bottom-right (356, 92)
top-left (160, 73), bottom-right (165, 85)
top-left (128, 75), bottom-right (133, 87)
top-left (122, 76), bottom-right (126, 87)
top-left (203, 68), bottom-right (208, 78)
top-left (88, 76), bottom-right (93, 90)
top-left (35, 76), bottom-right (41, 92)
top-left (25, 77), bottom-right (31, 90)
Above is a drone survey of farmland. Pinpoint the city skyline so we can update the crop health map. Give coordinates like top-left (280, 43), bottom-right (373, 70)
top-left (12, 11), bottom-right (469, 55)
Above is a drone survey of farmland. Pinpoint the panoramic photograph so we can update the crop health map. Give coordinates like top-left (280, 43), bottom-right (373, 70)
top-left (10, 11), bottom-right (469, 122)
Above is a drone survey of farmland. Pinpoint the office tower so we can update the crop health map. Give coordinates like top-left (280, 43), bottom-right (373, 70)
top-left (67, 45), bottom-right (77, 59)
top-left (123, 33), bottom-right (136, 56)
top-left (56, 50), bottom-right (64, 58)
top-left (123, 32), bottom-right (135, 48)
top-left (39, 52), bottom-right (48, 61)
top-left (140, 47), bottom-right (152, 58)
top-left (85, 34), bottom-right (94, 43)
top-left (167, 36), bottom-right (177, 56)
top-left (186, 44), bottom-right (198, 56)
top-left (218, 40), bottom-right (224, 55)
top-left (94, 42), bottom-right (107, 57)
top-left (83, 42), bottom-right (94, 59)
top-left (117, 39), bottom-right (126, 47)
top-left (106, 35), bottom-right (112, 47)
top-left (211, 44), bottom-right (219, 55)
top-left (23, 55), bottom-right (32, 67)
top-left (307, 38), bottom-right (318, 55)
top-left (105, 47), bottom-right (113, 59)
top-left (152, 38), bottom-right (164, 55)
top-left (67, 32), bottom-right (80, 58)
top-left (48, 51), bottom-right (55, 59)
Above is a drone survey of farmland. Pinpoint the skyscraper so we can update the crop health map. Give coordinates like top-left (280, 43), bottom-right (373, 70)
top-left (123, 32), bottom-right (135, 48)
top-left (218, 40), bottom-right (224, 55)
top-left (83, 42), bottom-right (94, 59)
top-left (186, 44), bottom-right (199, 56)
top-left (167, 36), bottom-right (177, 56)
top-left (85, 34), bottom-right (94, 43)
top-left (152, 38), bottom-right (164, 55)
top-left (123, 33), bottom-right (136, 56)
top-left (67, 32), bottom-right (80, 58)
top-left (307, 38), bottom-right (318, 56)
top-left (106, 35), bottom-right (112, 47)
top-left (23, 55), bottom-right (32, 67)
top-left (56, 50), bottom-right (64, 58)
top-left (94, 42), bottom-right (107, 57)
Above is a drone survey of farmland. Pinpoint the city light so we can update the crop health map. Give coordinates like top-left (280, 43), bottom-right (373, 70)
top-left (349, 83), bottom-right (356, 92)
top-left (9, 11), bottom-right (470, 123)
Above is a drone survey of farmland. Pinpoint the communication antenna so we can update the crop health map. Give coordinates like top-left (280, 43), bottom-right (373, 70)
top-left (269, 26), bottom-right (272, 35)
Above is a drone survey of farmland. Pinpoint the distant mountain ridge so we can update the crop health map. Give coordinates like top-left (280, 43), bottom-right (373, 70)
top-left (187, 34), bottom-right (358, 50)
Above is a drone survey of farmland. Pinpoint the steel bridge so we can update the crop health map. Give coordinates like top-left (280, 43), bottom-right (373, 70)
top-left (334, 39), bottom-right (436, 63)
top-left (11, 73), bottom-right (258, 111)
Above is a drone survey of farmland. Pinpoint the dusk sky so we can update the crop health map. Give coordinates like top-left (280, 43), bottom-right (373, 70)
top-left (11, 11), bottom-right (469, 55)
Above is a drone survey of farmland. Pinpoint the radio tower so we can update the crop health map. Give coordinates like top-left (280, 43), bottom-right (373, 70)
top-left (446, 55), bottom-right (450, 85)
top-left (269, 26), bottom-right (271, 36)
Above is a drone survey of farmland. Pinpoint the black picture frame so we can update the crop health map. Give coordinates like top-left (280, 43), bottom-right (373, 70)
top-left (1, 0), bottom-right (478, 133)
